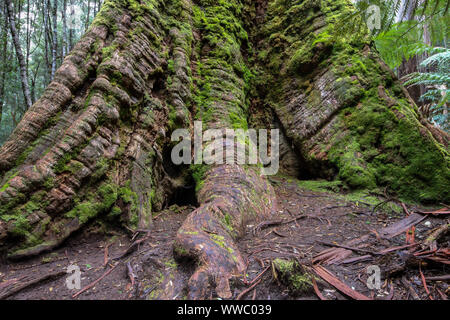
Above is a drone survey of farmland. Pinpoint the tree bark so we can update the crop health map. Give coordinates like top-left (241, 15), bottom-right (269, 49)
top-left (50, 0), bottom-right (58, 80)
top-left (0, 2), bottom-right (8, 127)
top-left (86, 0), bottom-right (91, 32)
top-left (62, 0), bottom-right (69, 58)
top-left (0, 0), bottom-right (448, 299)
top-left (5, 0), bottom-right (33, 110)
top-left (42, 0), bottom-right (51, 86)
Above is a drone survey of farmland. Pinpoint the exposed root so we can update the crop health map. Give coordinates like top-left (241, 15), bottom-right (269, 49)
top-left (174, 165), bottom-right (276, 299)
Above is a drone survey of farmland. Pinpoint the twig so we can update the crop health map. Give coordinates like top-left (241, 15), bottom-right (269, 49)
top-left (384, 282), bottom-right (394, 300)
top-left (113, 234), bottom-right (151, 260)
top-left (236, 279), bottom-right (262, 300)
top-left (401, 202), bottom-right (411, 216)
top-left (401, 277), bottom-right (421, 300)
top-left (311, 277), bottom-right (326, 300)
top-left (317, 241), bottom-right (379, 256)
top-left (372, 198), bottom-right (395, 215)
top-left (419, 267), bottom-right (434, 300)
top-left (378, 243), bottom-right (419, 255)
top-left (423, 221), bottom-right (449, 249)
top-left (249, 265), bottom-right (271, 286)
top-left (436, 288), bottom-right (447, 300)
top-left (295, 193), bottom-right (329, 198)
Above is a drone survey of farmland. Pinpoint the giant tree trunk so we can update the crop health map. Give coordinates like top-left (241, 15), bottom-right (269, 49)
top-left (0, 0), bottom-right (448, 299)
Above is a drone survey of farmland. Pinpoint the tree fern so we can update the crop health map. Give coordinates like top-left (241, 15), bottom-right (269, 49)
top-left (404, 47), bottom-right (449, 129)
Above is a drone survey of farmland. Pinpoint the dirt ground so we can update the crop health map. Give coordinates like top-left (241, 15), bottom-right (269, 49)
top-left (0, 177), bottom-right (448, 300)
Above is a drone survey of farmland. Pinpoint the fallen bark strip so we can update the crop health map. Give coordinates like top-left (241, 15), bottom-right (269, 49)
top-left (313, 248), bottom-right (354, 265)
top-left (317, 241), bottom-right (380, 256)
top-left (72, 263), bottom-right (120, 299)
top-left (0, 271), bottom-right (66, 300)
top-left (378, 213), bottom-right (427, 239)
top-left (424, 275), bottom-right (450, 281)
top-left (378, 243), bottom-right (419, 255)
top-left (311, 277), bottom-right (326, 300)
top-left (312, 265), bottom-right (371, 300)
top-left (339, 255), bottom-right (373, 265)
top-left (0, 276), bottom-right (25, 290)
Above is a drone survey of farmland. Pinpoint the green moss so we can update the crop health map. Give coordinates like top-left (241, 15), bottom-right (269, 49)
top-left (297, 179), bottom-right (343, 193)
top-left (43, 177), bottom-right (55, 190)
top-left (1, 214), bottom-right (31, 237)
top-left (273, 259), bottom-right (314, 295)
top-left (173, 243), bottom-right (189, 257)
top-left (191, 164), bottom-right (209, 194)
top-left (210, 233), bottom-right (234, 255)
top-left (164, 259), bottom-right (178, 269)
top-left (109, 206), bottom-right (122, 218)
top-left (118, 181), bottom-right (140, 228)
top-left (221, 213), bottom-right (234, 233)
top-left (66, 182), bottom-right (118, 224)
top-left (91, 158), bottom-right (110, 181)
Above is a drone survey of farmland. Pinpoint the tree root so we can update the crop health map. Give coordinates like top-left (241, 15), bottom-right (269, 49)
top-left (173, 165), bottom-right (276, 299)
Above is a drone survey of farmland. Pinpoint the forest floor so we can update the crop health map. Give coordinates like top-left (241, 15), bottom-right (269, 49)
top-left (0, 176), bottom-right (448, 300)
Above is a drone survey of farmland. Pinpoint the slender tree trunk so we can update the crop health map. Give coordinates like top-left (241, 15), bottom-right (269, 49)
top-left (63, 0), bottom-right (69, 58)
top-left (0, 3), bottom-right (8, 127)
top-left (50, 0), bottom-right (58, 80)
top-left (42, 0), bottom-right (51, 85)
top-left (86, 0), bottom-right (91, 31)
top-left (69, 1), bottom-right (75, 50)
top-left (5, 0), bottom-right (32, 110)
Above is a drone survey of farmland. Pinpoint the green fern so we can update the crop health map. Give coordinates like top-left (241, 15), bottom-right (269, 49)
top-left (404, 47), bottom-right (449, 129)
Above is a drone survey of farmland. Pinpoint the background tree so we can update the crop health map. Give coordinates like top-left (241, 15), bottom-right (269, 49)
top-left (0, 0), bottom-right (103, 144)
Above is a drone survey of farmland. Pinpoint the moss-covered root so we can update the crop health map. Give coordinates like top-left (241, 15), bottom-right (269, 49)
top-left (174, 165), bottom-right (276, 299)
top-left (272, 258), bottom-right (314, 296)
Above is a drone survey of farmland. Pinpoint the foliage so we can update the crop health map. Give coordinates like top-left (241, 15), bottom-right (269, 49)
top-left (0, 0), bottom-right (104, 145)
top-left (404, 47), bottom-right (449, 129)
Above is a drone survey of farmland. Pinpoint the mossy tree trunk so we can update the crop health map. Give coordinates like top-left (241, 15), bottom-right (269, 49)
top-left (0, 0), bottom-right (448, 299)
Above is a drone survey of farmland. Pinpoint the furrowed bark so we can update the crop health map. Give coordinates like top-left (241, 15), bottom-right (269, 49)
top-left (256, 0), bottom-right (449, 202)
top-left (0, 0), bottom-right (174, 258)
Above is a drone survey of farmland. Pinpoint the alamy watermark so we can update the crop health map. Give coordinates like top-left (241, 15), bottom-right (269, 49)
top-left (366, 265), bottom-right (381, 290)
top-left (171, 121), bottom-right (280, 176)
top-left (66, 264), bottom-right (81, 290)
top-left (366, 5), bottom-right (381, 33)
